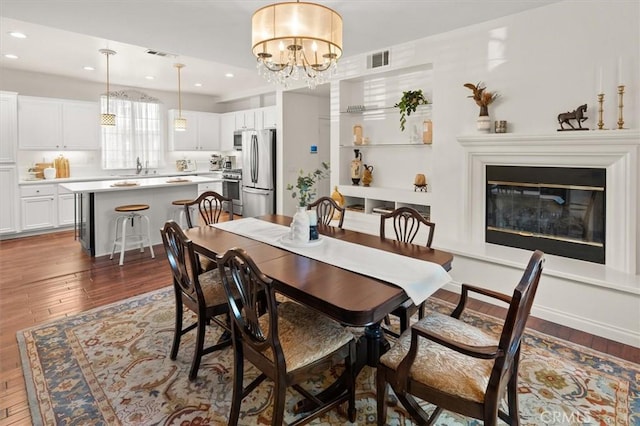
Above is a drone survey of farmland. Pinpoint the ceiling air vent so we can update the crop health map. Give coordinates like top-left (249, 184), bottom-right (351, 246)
top-left (367, 50), bottom-right (390, 69)
top-left (145, 49), bottom-right (176, 58)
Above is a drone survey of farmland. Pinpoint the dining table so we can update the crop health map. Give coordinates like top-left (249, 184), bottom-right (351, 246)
top-left (183, 214), bottom-right (454, 411)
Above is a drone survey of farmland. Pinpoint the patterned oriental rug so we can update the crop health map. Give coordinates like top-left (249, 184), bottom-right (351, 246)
top-left (18, 287), bottom-right (639, 425)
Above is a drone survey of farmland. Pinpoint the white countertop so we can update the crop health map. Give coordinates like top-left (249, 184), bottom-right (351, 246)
top-left (60, 175), bottom-right (216, 193)
top-left (20, 171), bottom-right (223, 185)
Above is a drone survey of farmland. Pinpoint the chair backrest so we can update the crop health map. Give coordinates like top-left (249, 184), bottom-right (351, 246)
top-left (489, 250), bottom-right (545, 398)
top-left (160, 220), bottom-right (206, 305)
top-left (184, 191), bottom-right (232, 228)
top-left (307, 196), bottom-right (345, 228)
top-left (216, 248), bottom-right (283, 366)
top-left (379, 206), bottom-right (435, 247)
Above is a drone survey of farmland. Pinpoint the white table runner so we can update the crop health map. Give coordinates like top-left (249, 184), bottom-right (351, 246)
top-left (211, 217), bottom-right (452, 305)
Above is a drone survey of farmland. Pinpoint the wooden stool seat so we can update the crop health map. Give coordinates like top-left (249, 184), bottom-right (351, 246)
top-left (115, 204), bottom-right (150, 213)
top-left (171, 199), bottom-right (194, 206)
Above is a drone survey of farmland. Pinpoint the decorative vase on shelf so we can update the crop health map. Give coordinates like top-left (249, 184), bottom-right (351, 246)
top-left (362, 164), bottom-right (374, 187)
top-left (290, 206), bottom-right (310, 243)
top-left (477, 106), bottom-right (491, 133)
top-left (351, 149), bottom-right (362, 185)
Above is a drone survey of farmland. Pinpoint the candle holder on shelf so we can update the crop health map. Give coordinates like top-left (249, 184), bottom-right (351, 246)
top-left (617, 85), bottom-right (625, 130)
top-left (597, 93), bottom-right (606, 130)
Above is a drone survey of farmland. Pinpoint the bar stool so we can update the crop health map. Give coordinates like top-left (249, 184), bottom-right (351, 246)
top-left (110, 204), bottom-right (155, 266)
top-left (171, 199), bottom-right (196, 228)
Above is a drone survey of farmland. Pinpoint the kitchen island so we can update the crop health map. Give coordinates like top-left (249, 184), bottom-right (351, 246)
top-left (60, 176), bottom-right (216, 257)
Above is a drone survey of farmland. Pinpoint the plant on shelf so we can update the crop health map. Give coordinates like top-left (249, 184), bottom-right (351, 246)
top-left (286, 162), bottom-right (330, 207)
top-left (463, 82), bottom-right (499, 116)
top-left (395, 90), bottom-right (429, 131)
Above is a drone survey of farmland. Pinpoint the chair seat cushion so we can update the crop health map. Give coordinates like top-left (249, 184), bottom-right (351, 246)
top-left (258, 302), bottom-right (354, 373)
top-left (379, 311), bottom-right (498, 403)
top-left (198, 268), bottom-right (230, 307)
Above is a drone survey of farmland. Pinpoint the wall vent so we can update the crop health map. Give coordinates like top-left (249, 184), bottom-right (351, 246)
top-left (145, 49), bottom-right (176, 58)
top-left (367, 50), bottom-right (390, 69)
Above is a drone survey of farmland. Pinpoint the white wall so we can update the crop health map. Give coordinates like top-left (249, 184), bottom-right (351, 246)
top-left (331, 0), bottom-right (640, 346)
top-left (281, 92), bottom-right (330, 215)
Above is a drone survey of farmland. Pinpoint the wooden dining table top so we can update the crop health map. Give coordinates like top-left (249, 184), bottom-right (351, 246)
top-left (183, 214), bottom-right (453, 327)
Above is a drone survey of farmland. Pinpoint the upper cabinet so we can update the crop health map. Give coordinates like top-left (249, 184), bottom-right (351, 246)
top-left (220, 112), bottom-right (235, 151)
top-left (0, 92), bottom-right (17, 163)
top-left (234, 110), bottom-right (255, 131)
top-left (168, 109), bottom-right (220, 151)
top-left (258, 106), bottom-right (277, 129)
top-left (18, 96), bottom-right (100, 150)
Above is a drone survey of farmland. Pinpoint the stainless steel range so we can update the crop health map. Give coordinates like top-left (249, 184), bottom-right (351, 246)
top-left (222, 168), bottom-right (243, 216)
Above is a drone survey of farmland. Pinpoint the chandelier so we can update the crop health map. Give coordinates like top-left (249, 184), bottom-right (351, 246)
top-left (252, 1), bottom-right (342, 89)
top-left (99, 49), bottom-right (116, 126)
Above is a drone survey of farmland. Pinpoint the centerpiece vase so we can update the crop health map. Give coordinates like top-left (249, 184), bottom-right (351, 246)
top-left (477, 106), bottom-right (491, 133)
top-left (290, 206), bottom-right (310, 243)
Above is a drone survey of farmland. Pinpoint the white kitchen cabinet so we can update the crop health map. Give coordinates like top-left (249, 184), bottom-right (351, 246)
top-left (0, 166), bottom-right (19, 234)
top-left (20, 184), bottom-right (56, 231)
top-left (234, 110), bottom-right (255, 130)
top-left (57, 185), bottom-right (76, 227)
top-left (220, 112), bottom-right (235, 151)
top-left (18, 96), bottom-right (100, 150)
top-left (260, 106), bottom-right (277, 129)
top-left (198, 180), bottom-right (223, 195)
top-left (0, 92), bottom-right (18, 163)
top-left (168, 110), bottom-right (220, 151)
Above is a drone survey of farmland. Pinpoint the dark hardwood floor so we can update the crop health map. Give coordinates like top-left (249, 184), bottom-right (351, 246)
top-left (0, 229), bottom-right (638, 425)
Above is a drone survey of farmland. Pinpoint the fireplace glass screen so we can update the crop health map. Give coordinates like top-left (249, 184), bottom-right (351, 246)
top-left (486, 166), bottom-right (605, 263)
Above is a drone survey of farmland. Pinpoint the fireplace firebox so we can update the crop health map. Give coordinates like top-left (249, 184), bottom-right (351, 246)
top-left (486, 166), bottom-right (605, 263)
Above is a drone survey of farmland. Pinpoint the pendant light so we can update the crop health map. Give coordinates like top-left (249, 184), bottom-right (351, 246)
top-left (99, 49), bottom-right (116, 126)
top-left (174, 63), bottom-right (186, 131)
top-left (252, 0), bottom-right (343, 89)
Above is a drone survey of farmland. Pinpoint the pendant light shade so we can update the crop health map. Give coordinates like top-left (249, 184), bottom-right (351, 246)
top-left (252, 0), bottom-right (342, 89)
top-left (99, 49), bottom-right (116, 126)
top-left (174, 63), bottom-right (186, 131)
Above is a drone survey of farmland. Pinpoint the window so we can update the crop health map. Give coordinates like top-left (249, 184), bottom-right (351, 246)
top-left (101, 90), bottom-right (163, 170)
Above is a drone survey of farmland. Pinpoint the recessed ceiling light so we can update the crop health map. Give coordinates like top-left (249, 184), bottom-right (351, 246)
top-left (4, 54), bottom-right (18, 59)
top-left (225, 73), bottom-right (234, 78)
top-left (145, 75), bottom-right (155, 80)
top-left (83, 66), bottom-right (95, 71)
top-left (9, 31), bottom-right (27, 39)
top-left (194, 83), bottom-right (203, 87)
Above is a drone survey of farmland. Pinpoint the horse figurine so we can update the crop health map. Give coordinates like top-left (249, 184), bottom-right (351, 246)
top-left (557, 104), bottom-right (588, 131)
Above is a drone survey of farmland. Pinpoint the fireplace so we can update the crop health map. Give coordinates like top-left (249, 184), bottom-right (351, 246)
top-left (485, 166), bottom-right (606, 263)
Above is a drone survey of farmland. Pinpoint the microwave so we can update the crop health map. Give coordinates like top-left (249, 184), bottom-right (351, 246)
top-left (233, 131), bottom-right (243, 150)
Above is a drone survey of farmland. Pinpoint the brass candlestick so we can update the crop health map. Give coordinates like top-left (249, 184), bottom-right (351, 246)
top-left (597, 93), bottom-right (605, 130)
top-left (617, 85), bottom-right (625, 129)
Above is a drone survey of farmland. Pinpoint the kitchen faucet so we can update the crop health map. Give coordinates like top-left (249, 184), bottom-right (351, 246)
top-left (136, 157), bottom-right (143, 175)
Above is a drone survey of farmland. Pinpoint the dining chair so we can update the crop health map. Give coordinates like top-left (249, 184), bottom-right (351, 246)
top-left (184, 190), bottom-right (233, 228)
top-left (160, 220), bottom-right (232, 381)
top-left (376, 250), bottom-right (545, 426)
top-left (184, 190), bottom-right (233, 272)
top-left (216, 247), bottom-right (357, 425)
top-left (379, 206), bottom-right (436, 335)
top-left (307, 196), bottom-right (345, 228)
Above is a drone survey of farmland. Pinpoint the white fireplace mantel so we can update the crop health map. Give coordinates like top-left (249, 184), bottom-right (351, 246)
top-left (457, 130), bottom-right (639, 276)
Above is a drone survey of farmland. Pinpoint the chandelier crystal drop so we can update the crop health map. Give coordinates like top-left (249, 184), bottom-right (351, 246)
top-left (252, 1), bottom-right (342, 89)
top-left (99, 49), bottom-right (117, 126)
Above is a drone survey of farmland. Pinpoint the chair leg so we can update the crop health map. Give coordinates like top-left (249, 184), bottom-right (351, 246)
top-left (507, 361), bottom-right (521, 425)
top-left (346, 343), bottom-right (356, 422)
top-left (418, 301), bottom-right (426, 320)
top-left (170, 295), bottom-right (183, 360)
top-left (271, 376), bottom-right (287, 426)
top-left (399, 309), bottom-right (411, 334)
top-left (395, 392), bottom-right (434, 424)
top-left (110, 216), bottom-right (122, 260)
top-left (229, 342), bottom-right (244, 426)
top-left (189, 314), bottom-right (206, 381)
top-left (376, 367), bottom-right (388, 426)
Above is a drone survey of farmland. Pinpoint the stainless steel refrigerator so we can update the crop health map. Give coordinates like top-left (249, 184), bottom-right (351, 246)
top-left (241, 129), bottom-right (276, 217)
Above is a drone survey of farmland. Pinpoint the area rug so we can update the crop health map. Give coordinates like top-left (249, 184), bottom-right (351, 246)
top-left (18, 286), bottom-right (639, 425)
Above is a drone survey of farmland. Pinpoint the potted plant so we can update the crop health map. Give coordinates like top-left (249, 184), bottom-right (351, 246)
top-left (464, 82), bottom-right (499, 132)
top-left (286, 162), bottom-right (330, 243)
top-left (395, 90), bottom-right (429, 131)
